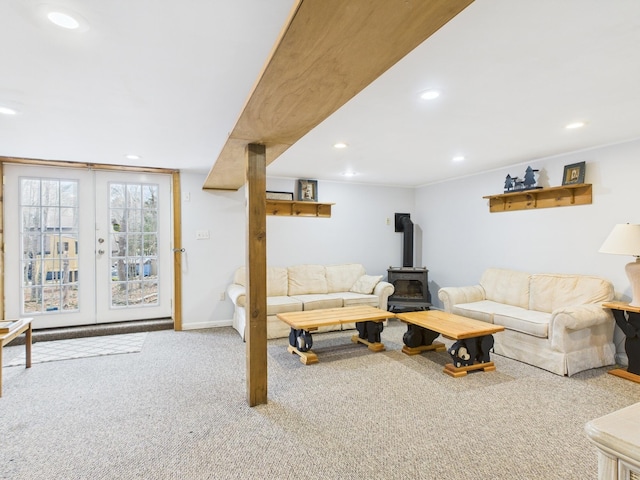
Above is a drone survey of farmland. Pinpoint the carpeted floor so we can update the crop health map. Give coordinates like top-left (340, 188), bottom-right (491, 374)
top-left (1, 320), bottom-right (639, 479)
top-left (3, 332), bottom-right (148, 367)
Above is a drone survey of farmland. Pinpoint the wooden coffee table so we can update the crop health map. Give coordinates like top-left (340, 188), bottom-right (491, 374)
top-left (277, 305), bottom-right (395, 364)
top-left (396, 310), bottom-right (504, 377)
top-left (1, 317), bottom-right (34, 397)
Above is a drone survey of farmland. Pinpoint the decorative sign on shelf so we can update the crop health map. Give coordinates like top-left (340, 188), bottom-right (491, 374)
top-left (297, 179), bottom-right (318, 201)
top-left (561, 161), bottom-right (586, 185)
top-left (503, 166), bottom-right (542, 193)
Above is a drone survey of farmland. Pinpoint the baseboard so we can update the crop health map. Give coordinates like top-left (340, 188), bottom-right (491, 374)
top-left (180, 319), bottom-right (233, 331)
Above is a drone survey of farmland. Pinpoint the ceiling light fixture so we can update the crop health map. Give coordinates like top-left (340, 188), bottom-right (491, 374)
top-left (39, 5), bottom-right (89, 32)
top-left (452, 156), bottom-right (465, 162)
top-left (565, 121), bottom-right (586, 130)
top-left (333, 142), bottom-right (348, 149)
top-left (0, 106), bottom-right (17, 115)
top-left (125, 154), bottom-right (141, 161)
top-left (47, 11), bottom-right (80, 29)
top-left (420, 89), bottom-right (440, 100)
top-left (342, 171), bottom-right (357, 177)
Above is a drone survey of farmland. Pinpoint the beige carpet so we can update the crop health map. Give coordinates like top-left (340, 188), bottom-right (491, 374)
top-left (1, 320), bottom-right (639, 479)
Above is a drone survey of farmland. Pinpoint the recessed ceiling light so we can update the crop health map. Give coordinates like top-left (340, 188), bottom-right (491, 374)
top-left (334, 142), bottom-right (348, 149)
top-left (0, 106), bottom-right (17, 115)
top-left (47, 11), bottom-right (80, 29)
top-left (125, 154), bottom-right (141, 160)
top-left (39, 5), bottom-right (89, 32)
top-left (565, 121), bottom-right (586, 129)
top-left (452, 156), bottom-right (465, 162)
top-left (342, 171), bottom-right (357, 177)
top-left (420, 89), bottom-right (440, 100)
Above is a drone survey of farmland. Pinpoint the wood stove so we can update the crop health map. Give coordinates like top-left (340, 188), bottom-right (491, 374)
top-left (387, 267), bottom-right (431, 311)
top-left (387, 213), bottom-right (431, 311)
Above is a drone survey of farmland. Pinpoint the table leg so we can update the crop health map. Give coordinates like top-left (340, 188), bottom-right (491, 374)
top-left (401, 324), bottom-right (446, 355)
top-left (25, 323), bottom-right (32, 369)
top-left (445, 335), bottom-right (496, 377)
top-left (609, 310), bottom-right (640, 382)
top-left (287, 328), bottom-right (318, 365)
top-left (351, 321), bottom-right (385, 352)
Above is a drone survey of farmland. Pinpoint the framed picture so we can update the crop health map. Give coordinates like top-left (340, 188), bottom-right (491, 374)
top-left (297, 179), bottom-right (318, 201)
top-left (266, 191), bottom-right (294, 201)
top-left (562, 161), bottom-right (586, 185)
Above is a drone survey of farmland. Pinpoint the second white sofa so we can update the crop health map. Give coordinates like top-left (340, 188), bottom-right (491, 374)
top-left (228, 263), bottom-right (394, 340)
top-left (438, 268), bottom-right (616, 376)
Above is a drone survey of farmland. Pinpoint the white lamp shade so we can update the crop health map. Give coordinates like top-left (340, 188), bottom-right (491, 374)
top-left (599, 224), bottom-right (640, 256)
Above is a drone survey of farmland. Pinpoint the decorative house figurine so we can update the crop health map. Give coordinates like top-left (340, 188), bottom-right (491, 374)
top-left (504, 166), bottom-right (541, 193)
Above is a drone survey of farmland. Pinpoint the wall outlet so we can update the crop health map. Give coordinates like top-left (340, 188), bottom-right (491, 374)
top-left (184, 192), bottom-right (191, 202)
top-left (386, 217), bottom-right (391, 225)
top-left (196, 230), bottom-right (210, 240)
top-left (219, 292), bottom-right (225, 301)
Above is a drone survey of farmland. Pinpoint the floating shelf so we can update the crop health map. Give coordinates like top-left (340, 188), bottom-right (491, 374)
top-left (266, 199), bottom-right (334, 217)
top-left (483, 183), bottom-right (592, 213)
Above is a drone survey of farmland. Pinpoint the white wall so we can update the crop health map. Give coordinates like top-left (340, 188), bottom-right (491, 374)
top-left (180, 139), bottom-right (639, 363)
top-left (179, 172), bottom-right (245, 330)
top-left (415, 137), bottom-right (640, 361)
top-left (179, 174), bottom-right (414, 329)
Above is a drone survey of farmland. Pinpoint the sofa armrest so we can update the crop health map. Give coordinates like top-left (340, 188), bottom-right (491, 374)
top-left (549, 304), bottom-right (614, 350)
top-left (227, 283), bottom-right (246, 307)
top-left (438, 285), bottom-right (485, 312)
top-left (373, 281), bottom-right (394, 310)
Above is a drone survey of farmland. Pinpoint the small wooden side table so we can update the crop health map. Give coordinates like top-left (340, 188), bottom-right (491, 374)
top-left (0, 318), bottom-right (34, 397)
top-left (602, 302), bottom-right (640, 383)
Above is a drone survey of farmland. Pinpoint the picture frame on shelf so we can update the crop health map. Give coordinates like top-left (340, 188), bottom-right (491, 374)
top-left (266, 191), bottom-right (294, 201)
top-left (297, 179), bottom-right (318, 201)
top-left (562, 161), bottom-right (586, 185)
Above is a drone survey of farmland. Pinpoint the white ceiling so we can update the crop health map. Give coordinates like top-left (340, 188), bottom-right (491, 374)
top-left (2, 0), bottom-right (640, 188)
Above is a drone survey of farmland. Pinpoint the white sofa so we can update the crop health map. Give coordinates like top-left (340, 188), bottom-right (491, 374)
top-left (228, 263), bottom-right (394, 340)
top-left (438, 268), bottom-right (616, 376)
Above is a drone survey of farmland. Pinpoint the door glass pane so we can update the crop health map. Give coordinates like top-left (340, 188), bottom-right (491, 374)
top-left (109, 182), bottom-right (159, 308)
top-left (20, 177), bottom-right (79, 314)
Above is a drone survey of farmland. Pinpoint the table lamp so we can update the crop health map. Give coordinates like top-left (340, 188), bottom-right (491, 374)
top-left (599, 223), bottom-right (640, 307)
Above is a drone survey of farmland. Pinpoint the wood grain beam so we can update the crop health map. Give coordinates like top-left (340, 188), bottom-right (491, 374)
top-left (203, 0), bottom-right (474, 190)
top-left (245, 143), bottom-right (268, 406)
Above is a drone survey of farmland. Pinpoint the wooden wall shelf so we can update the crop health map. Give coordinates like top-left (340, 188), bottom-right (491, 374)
top-left (483, 183), bottom-right (592, 213)
top-left (266, 199), bottom-right (334, 217)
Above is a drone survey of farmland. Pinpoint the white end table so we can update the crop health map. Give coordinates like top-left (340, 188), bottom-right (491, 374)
top-left (585, 402), bottom-right (640, 479)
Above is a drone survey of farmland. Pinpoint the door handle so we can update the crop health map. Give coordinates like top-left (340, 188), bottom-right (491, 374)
top-left (98, 249), bottom-right (105, 255)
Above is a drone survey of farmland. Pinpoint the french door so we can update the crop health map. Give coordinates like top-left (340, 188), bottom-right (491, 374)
top-left (3, 164), bottom-right (173, 329)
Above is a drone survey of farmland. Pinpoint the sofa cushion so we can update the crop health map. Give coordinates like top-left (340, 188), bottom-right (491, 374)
top-left (493, 309), bottom-right (551, 338)
top-left (328, 292), bottom-right (379, 307)
top-left (290, 294), bottom-right (343, 311)
top-left (233, 266), bottom-right (289, 297)
top-left (529, 274), bottom-right (614, 313)
top-left (350, 275), bottom-right (383, 294)
top-left (288, 265), bottom-right (328, 295)
top-left (266, 296), bottom-right (303, 316)
top-left (455, 300), bottom-right (550, 337)
top-left (480, 268), bottom-right (530, 309)
top-left (452, 300), bottom-right (498, 324)
top-left (326, 264), bottom-right (366, 293)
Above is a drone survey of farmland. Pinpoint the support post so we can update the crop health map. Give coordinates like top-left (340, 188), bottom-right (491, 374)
top-left (245, 143), bottom-right (268, 406)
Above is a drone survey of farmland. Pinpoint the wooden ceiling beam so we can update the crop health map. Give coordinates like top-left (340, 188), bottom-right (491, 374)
top-left (203, 0), bottom-right (474, 190)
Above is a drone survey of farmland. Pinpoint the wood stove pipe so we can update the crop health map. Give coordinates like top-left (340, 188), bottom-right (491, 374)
top-left (394, 213), bottom-right (414, 267)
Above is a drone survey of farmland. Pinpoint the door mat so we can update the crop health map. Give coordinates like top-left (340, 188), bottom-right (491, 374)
top-left (3, 332), bottom-right (148, 367)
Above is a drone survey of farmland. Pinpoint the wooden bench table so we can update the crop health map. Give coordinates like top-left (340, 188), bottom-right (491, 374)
top-left (277, 305), bottom-right (395, 364)
top-left (1, 318), bottom-right (34, 397)
top-left (396, 310), bottom-right (504, 377)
